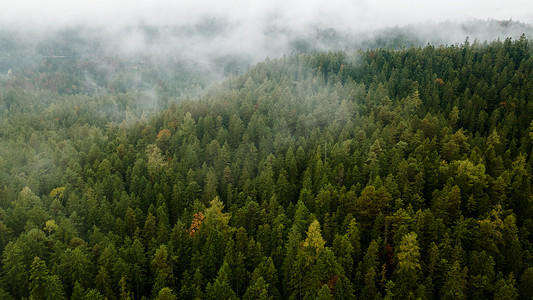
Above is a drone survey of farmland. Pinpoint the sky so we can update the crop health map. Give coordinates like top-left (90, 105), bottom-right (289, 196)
top-left (1, 0), bottom-right (532, 30)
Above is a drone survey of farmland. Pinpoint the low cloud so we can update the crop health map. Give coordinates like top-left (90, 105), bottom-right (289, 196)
top-left (3, 0), bottom-right (532, 30)
top-left (1, 1), bottom-right (533, 86)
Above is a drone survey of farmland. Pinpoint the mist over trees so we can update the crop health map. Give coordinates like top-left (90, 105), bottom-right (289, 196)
top-left (1, 19), bottom-right (532, 82)
top-left (1, 3), bottom-right (533, 299)
top-left (0, 24), bottom-right (533, 299)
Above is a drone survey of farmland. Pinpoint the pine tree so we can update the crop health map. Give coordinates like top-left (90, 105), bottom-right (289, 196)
top-left (394, 232), bottom-right (421, 298)
top-left (2, 241), bottom-right (28, 298)
top-left (494, 273), bottom-right (518, 300)
top-left (94, 266), bottom-right (113, 300)
top-left (441, 260), bottom-right (468, 300)
top-left (118, 276), bottom-right (132, 300)
top-left (519, 267), bottom-right (533, 300)
top-left (303, 219), bottom-right (326, 255)
top-left (243, 277), bottom-right (272, 300)
top-left (151, 245), bottom-right (173, 297)
top-left (29, 256), bottom-right (49, 300)
top-left (316, 284), bottom-right (334, 300)
top-left (71, 281), bottom-right (85, 300)
top-left (155, 287), bottom-right (177, 300)
top-left (205, 262), bottom-right (237, 300)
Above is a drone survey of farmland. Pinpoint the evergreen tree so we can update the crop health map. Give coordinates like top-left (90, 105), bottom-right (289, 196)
top-left (441, 260), bottom-right (468, 300)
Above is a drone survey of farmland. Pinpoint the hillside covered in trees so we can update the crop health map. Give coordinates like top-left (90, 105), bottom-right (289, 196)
top-left (1, 36), bottom-right (533, 299)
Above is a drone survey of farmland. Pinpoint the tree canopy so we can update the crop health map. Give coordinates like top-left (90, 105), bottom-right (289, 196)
top-left (1, 36), bottom-right (533, 299)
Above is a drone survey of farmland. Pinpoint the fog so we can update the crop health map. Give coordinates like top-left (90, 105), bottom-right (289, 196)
top-left (2, 1), bottom-right (533, 91)
top-left (3, 0), bottom-right (532, 30)
top-left (3, 1), bottom-right (533, 58)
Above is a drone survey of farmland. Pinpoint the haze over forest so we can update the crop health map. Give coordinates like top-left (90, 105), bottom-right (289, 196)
top-left (2, 1), bottom-right (533, 79)
top-left (1, 1), bottom-right (533, 300)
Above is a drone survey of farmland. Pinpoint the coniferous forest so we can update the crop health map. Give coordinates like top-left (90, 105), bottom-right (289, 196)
top-left (1, 35), bottom-right (533, 299)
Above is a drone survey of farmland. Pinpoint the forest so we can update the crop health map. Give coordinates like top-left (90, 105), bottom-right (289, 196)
top-left (0, 35), bottom-right (533, 299)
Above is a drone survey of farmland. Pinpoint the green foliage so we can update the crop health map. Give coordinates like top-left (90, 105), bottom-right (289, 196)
top-left (155, 287), bottom-right (177, 300)
top-left (29, 256), bottom-right (66, 300)
top-left (205, 262), bottom-right (237, 300)
top-left (494, 273), bottom-right (519, 300)
top-left (442, 261), bottom-right (468, 300)
top-left (243, 276), bottom-right (272, 300)
top-left (0, 38), bottom-right (533, 299)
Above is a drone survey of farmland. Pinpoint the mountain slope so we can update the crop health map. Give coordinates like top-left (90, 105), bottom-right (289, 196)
top-left (0, 38), bottom-right (533, 299)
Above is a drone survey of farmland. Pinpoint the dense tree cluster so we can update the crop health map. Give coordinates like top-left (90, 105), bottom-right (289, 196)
top-left (0, 36), bottom-right (533, 299)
